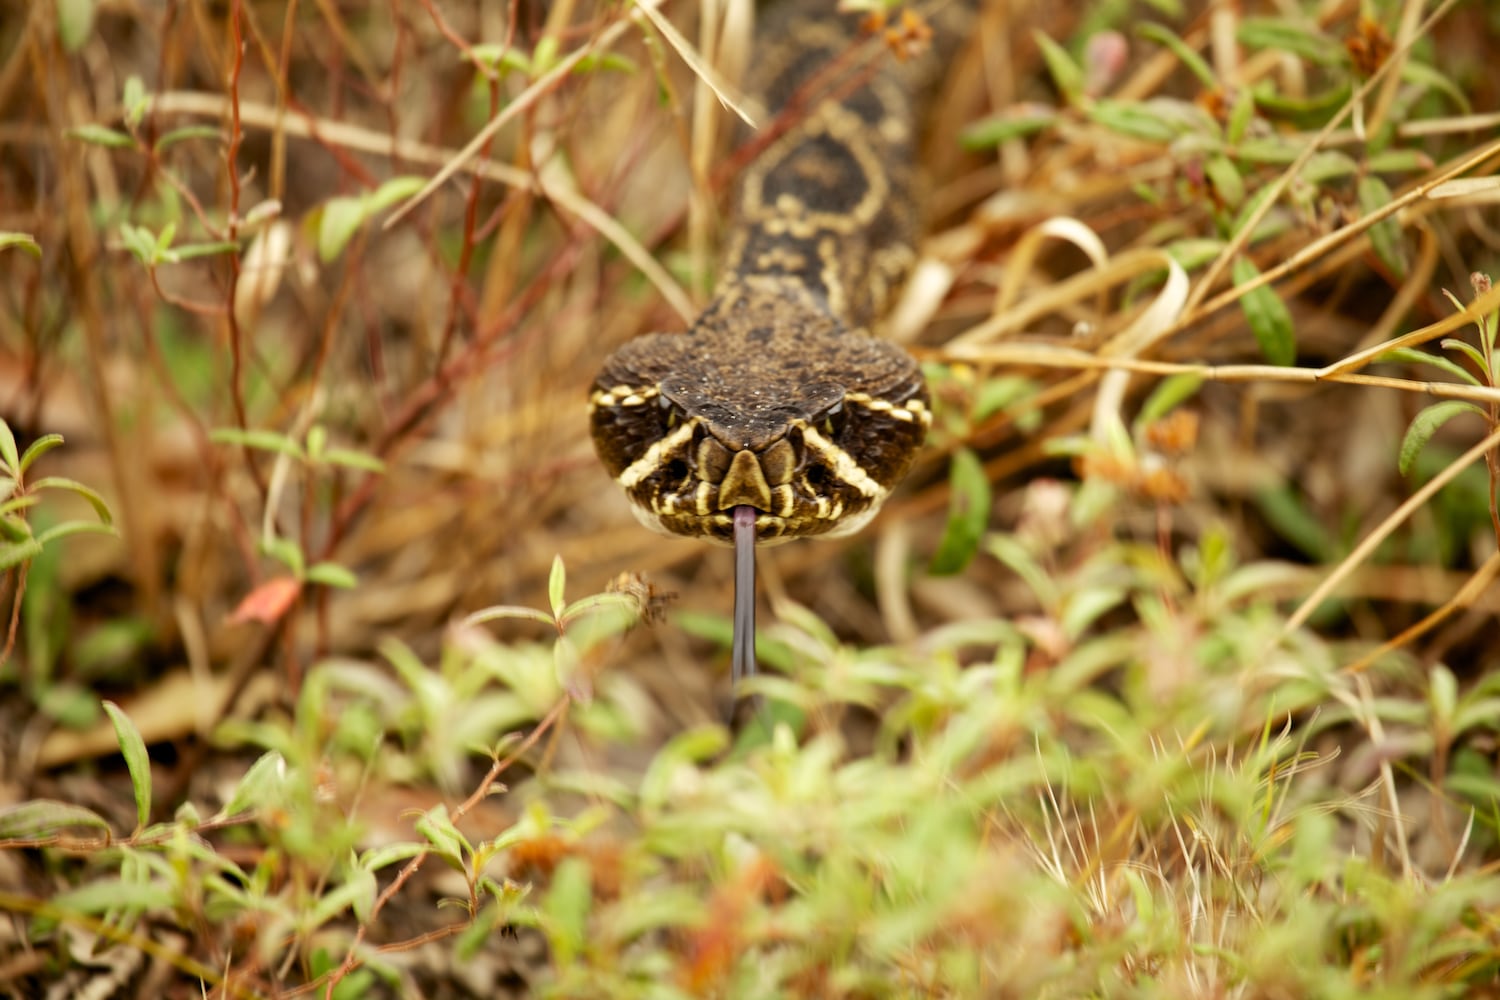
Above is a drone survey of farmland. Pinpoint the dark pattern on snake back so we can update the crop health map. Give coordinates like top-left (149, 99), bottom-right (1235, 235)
top-left (589, 3), bottom-right (939, 545)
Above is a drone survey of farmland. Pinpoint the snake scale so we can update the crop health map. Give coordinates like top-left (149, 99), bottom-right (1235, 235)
top-left (590, 2), bottom-right (958, 690)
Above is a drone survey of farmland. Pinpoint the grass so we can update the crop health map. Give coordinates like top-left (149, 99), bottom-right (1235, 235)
top-left (2, 0), bottom-right (1500, 996)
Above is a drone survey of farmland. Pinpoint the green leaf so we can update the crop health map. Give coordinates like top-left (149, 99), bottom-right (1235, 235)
top-left (210, 427), bottom-right (307, 459)
top-left (221, 751), bottom-right (287, 817)
top-left (573, 52), bottom-right (637, 75)
top-left (463, 604), bottom-right (556, 628)
top-left (306, 561), bottom-right (358, 589)
top-left (0, 420), bottom-right (18, 473)
top-left (0, 539), bottom-right (43, 571)
top-left (1033, 31), bottom-right (1084, 105)
top-left (32, 521), bottom-right (118, 547)
top-left (1439, 338), bottom-right (1490, 381)
top-left (1226, 91), bottom-right (1255, 146)
top-left (1376, 347), bottom-right (1479, 386)
top-left (364, 176), bottom-right (426, 217)
top-left (74, 616), bottom-right (153, 677)
top-left (1300, 151), bottom-right (1360, 185)
top-left (1398, 401), bottom-right (1485, 477)
top-left (971, 375), bottom-right (1036, 425)
top-left (360, 841), bottom-right (427, 873)
top-left (0, 232), bottom-right (41, 258)
top-left (1233, 139), bottom-right (1299, 165)
top-left (102, 700), bottom-right (152, 831)
top-left (929, 448), bottom-right (992, 576)
top-left (1236, 17), bottom-right (1345, 66)
top-left (0, 507), bottom-right (36, 538)
top-left (17, 435), bottom-right (64, 475)
top-left (468, 44), bottom-right (532, 76)
top-left (122, 75), bottom-right (149, 128)
top-left (542, 856), bottom-right (592, 966)
top-left (1204, 155), bottom-right (1244, 208)
top-left (118, 223), bottom-right (158, 264)
top-left (531, 36), bottom-right (560, 75)
top-left (1136, 373), bottom-right (1203, 428)
top-left (261, 535), bottom-right (306, 577)
top-left (154, 125), bottom-right (224, 151)
top-left (305, 425), bottom-right (327, 460)
top-left (0, 799), bottom-right (112, 838)
top-left (1399, 59), bottom-right (1471, 116)
top-left (37, 682), bottom-right (101, 728)
top-left (1253, 486), bottom-right (1335, 562)
top-left (548, 555), bottom-right (567, 620)
top-left (414, 804), bottom-right (470, 868)
top-left (1136, 23), bottom-right (1217, 90)
top-left (1250, 82), bottom-right (1352, 124)
top-left (1232, 256), bottom-right (1295, 365)
top-left (559, 593), bottom-right (639, 654)
top-left (170, 240), bottom-right (241, 261)
top-left (316, 195), bottom-right (369, 263)
top-left (308, 868), bottom-right (377, 930)
top-left (30, 476), bottom-right (112, 523)
top-left (48, 878), bottom-right (174, 925)
top-left (456, 899), bottom-right (513, 961)
top-left (1088, 99), bottom-right (1181, 144)
top-left (1430, 665), bottom-right (1457, 731)
top-left (154, 221), bottom-right (177, 259)
top-left (65, 123), bottom-right (134, 149)
top-left (1358, 175), bottom-right (1406, 278)
top-left (320, 447), bottom-right (386, 473)
top-left (1366, 149), bottom-right (1431, 174)
top-left (959, 110), bottom-right (1058, 150)
top-left (56, 0), bottom-right (99, 53)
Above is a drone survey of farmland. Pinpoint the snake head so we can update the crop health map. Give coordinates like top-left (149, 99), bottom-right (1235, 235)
top-left (590, 325), bottom-right (929, 545)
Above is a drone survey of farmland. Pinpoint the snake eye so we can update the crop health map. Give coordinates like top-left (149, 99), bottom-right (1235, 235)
top-left (820, 400), bottom-right (846, 437)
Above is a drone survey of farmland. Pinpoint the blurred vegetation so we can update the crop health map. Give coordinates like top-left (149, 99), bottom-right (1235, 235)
top-left (2, 0), bottom-right (1500, 996)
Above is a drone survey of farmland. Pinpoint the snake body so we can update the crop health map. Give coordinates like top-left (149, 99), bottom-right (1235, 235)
top-left (590, 3), bottom-right (937, 544)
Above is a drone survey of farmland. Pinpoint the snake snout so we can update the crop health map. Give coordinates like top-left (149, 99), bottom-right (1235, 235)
top-left (697, 434), bottom-right (802, 512)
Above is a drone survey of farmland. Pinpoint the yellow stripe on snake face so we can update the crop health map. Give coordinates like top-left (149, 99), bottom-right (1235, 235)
top-left (617, 421), bottom-right (695, 491)
top-left (798, 424), bottom-right (886, 500)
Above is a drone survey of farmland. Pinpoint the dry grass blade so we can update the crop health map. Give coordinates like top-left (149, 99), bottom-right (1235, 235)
top-left (633, 0), bottom-right (755, 128)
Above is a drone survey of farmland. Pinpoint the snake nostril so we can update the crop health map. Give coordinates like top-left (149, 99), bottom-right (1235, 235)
top-left (759, 438), bottom-right (797, 485)
top-left (696, 437), bottom-right (733, 482)
top-left (665, 458), bottom-right (689, 481)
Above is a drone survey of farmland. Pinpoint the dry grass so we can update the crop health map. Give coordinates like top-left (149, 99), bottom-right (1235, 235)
top-left (2, 0), bottom-right (1500, 996)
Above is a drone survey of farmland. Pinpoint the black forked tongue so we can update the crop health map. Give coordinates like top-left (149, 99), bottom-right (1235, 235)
top-left (731, 505), bottom-right (758, 708)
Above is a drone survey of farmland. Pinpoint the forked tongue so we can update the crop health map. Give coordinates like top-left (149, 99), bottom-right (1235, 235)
top-left (731, 505), bottom-right (758, 698)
